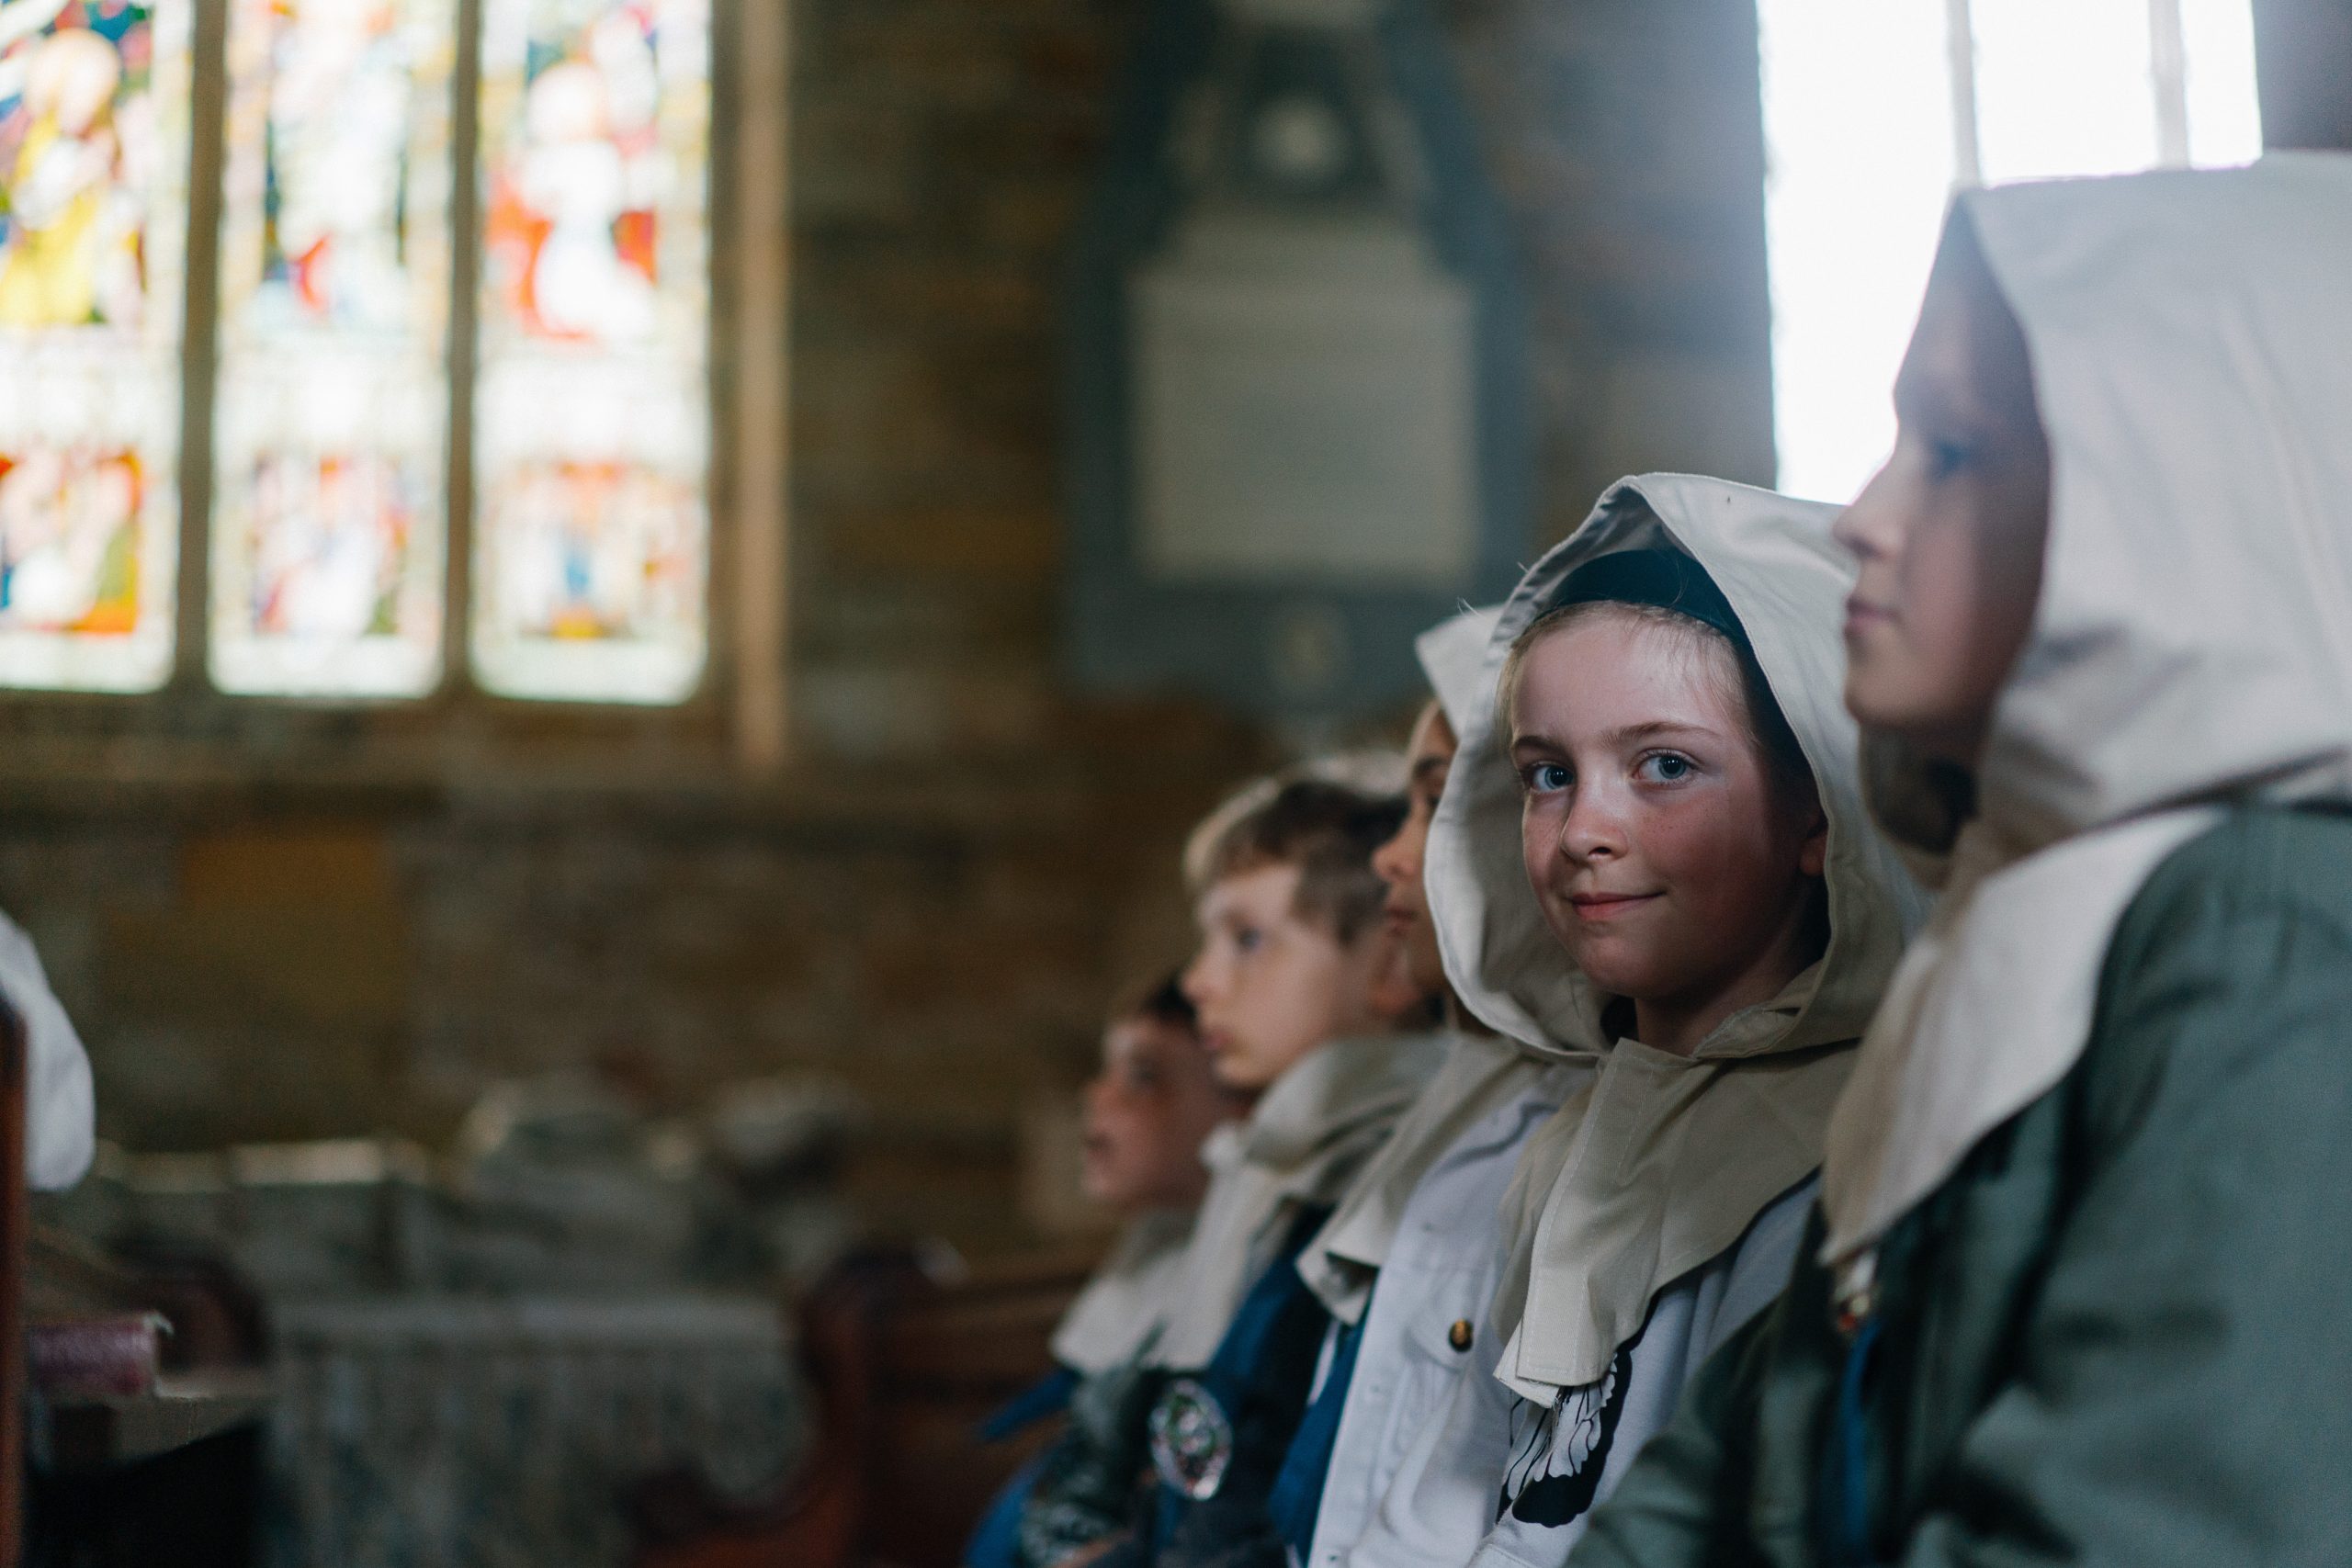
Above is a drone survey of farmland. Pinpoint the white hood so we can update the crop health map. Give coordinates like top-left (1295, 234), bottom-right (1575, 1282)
top-left (1824, 152), bottom-right (2352, 1266)
top-left (1148, 1032), bottom-right (1449, 1369)
top-left (1297, 604), bottom-right (1557, 1325)
top-left (1426, 473), bottom-right (1927, 1394)
top-left (1052, 1208), bottom-right (1198, 1373)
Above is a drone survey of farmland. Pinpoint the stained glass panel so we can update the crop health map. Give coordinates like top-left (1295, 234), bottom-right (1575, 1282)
top-left (471, 0), bottom-right (707, 704)
top-left (0, 0), bottom-right (191, 690)
top-left (210, 0), bottom-right (454, 696)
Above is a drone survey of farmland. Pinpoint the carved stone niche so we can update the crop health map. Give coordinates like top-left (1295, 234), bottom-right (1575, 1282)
top-left (1065, 0), bottom-right (1531, 722)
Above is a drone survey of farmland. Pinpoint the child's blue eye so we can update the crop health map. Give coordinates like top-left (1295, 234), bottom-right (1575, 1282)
top-left (1928, 438), bottom-right (1972, 479)
top-left (1234, 927), bottom-right (1261, 953)
top-left (1638, 753), bottom-right (1695, 784)
top-left (1524, 762), bottom-right (1571, 795)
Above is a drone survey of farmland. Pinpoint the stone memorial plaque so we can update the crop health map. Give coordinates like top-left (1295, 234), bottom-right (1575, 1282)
top-left (1063, 0), bottom-right (1531, 719)
top-left (1132, 220), bottom-right (1477, 586)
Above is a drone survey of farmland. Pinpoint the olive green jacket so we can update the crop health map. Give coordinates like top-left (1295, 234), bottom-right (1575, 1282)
top-left (1568, 809), bottom-right (2352, 1568)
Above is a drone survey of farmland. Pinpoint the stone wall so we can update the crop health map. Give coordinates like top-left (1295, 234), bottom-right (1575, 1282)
top-left (0, 0), bottom-right (1806, 1255)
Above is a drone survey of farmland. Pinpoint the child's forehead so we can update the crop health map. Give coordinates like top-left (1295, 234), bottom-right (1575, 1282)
top-left (1514, 610), bottom-right (1747, 733)
top-left (1103, 1015), bottom-right (1176, 1062)
top-left (1195, 859), bottom-right (1306, 919)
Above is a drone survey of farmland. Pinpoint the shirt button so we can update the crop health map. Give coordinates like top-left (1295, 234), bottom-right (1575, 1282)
top-left (1448, 1318), bottom-right (1474, 1352)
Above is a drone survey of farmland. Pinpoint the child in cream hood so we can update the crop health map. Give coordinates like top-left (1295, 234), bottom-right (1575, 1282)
top-left (1568, 153), bottom-right (2352, 1568)
top-left (1344, 477), bottom-right (1924, 1568)
top-left (1263, 607), bottom-right (1581, 1568)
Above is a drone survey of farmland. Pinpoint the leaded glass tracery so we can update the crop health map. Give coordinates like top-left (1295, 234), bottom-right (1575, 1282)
top-left (470, 0), bottom-right (708, 705)
top-left (0, 0), bottom-right (192, 692)
top-left (209, 0), bottom-right (457, 696)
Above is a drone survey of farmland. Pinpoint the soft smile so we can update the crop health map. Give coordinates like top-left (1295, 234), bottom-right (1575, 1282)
top-left (1566, 891), bottom-right (1661, 920)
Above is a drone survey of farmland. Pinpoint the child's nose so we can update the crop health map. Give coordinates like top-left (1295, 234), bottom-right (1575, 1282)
top-left (1560, 792), bottom-right (1625, 862)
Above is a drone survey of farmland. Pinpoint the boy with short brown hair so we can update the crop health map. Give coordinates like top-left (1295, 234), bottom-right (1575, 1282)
top-left (1016, 770), bottom-right (1445, 1568)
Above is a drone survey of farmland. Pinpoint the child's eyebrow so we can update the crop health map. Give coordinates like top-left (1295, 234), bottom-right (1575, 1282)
top-left (1605, 719), bottom-right (1715, 747)
top-left (1409, 755), bottom-right (1450, 784)
top-left (1512, 719), bottom-right (1714, 753)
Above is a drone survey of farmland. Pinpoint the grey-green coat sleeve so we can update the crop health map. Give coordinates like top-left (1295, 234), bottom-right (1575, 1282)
top-left (1558, 1304), bottom-right (1775, 1568)
top-left (1901, 849), bottom-right (2352, 1568)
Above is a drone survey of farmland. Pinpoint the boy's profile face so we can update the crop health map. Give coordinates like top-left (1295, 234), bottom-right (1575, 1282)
top-left (1510, 610), bottom-right (1827, 1055)
top-left (1372, 703), bottom-right (1460, 998)
top-left (1080, 1015), bottom-right (1229, 1213)
top-left (1182, 863), bottom-right (1396, 1092)
top-left (1836, 212), bottom-right (2052, 766)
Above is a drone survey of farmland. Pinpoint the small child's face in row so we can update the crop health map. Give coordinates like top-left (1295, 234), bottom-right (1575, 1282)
top-left (1080, 1014), bottom-right (1229, 1213)
top-left (1510, 609), bottom-right (1826, 1055)
top-left (1372, 704), bottom-right (1461, 999)
top-left (1183, 863), bottom-right (1402, 1092)
top-left (1837, 212), bottom-right (2052, 765)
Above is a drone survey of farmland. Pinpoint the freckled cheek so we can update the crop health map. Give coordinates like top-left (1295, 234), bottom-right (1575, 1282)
top-left (1624, 797), bottom-right (1722, 883)
top-left (1521, 802), bottom-right (1566, 888)
top-left (1635, 796), bottom-right (1783, 924)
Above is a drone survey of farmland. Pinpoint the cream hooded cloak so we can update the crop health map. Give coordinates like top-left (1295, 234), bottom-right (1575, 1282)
top-left (1294, 604), bottom-right (1567, 1328)
top-left (1426, 474), bottom-right (1928, 1400)
top-left (1148, 1032), bottom-right (1448, 1371)
top-left (1822, 152), bottom-right (2352, 1272)
top-left (1051, 1207), bottom-right (1200, 1374)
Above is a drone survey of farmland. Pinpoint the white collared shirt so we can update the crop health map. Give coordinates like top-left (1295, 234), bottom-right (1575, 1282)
top-left (1306, 1065), bottom-right (1569, 1568)
top-left (1341, 1177), bottom-right (1815, 1568)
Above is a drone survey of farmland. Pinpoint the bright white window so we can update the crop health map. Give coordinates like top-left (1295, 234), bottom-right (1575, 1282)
top-left (1758, 0), bottom-right (2264, 503)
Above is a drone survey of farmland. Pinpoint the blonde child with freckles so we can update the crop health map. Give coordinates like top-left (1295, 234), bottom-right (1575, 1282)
top-left (1340, 479), bottom-right (1923, 1568)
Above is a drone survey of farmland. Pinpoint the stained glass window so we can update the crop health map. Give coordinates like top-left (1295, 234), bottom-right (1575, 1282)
top-left (209, 0), bottom-right (456, 696)
top-left (470, 0), bottom-right (707, 704)
top-left (0, 0), bottom-right (192, 691)
top-left (0, 0), bottom-right (719, 708)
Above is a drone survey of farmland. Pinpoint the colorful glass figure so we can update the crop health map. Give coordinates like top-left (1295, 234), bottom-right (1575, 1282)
top-left (210, 0), bottom-right (454, 695)
top-left (0, 0), bottom-right (190, 690)
top-left (471, 0), bottom-right (707, 704)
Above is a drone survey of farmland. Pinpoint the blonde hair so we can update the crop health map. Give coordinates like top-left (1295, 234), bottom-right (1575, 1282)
top-left (1499, 600), bottom-right (1816, 806)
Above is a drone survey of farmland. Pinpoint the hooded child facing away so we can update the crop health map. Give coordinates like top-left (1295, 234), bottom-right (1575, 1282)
top-left (1567, 153), bottom-right (2352, 1568)
top-left (967, 977), bottom-right (1241, 1568)
top-left (1260, 606), bottom-right (1584, 1568)
top-left (1347, 477), bottom-right (1925, 1568)
top-left (1021, 773), bottom-right (1446, 1568)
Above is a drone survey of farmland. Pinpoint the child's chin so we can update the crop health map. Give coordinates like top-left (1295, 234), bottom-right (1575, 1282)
top-left (1568, 948), bottom-right (1668, 1001)
top-left (1210, 1056), bottom-right (1272, 1091)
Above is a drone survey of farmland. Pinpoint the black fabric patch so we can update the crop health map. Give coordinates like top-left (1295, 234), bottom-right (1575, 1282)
top-left (1497, 1339), bottom-right (1638, 1529)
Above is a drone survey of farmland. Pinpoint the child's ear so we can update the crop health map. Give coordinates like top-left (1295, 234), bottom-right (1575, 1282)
top-left (1798, 804), bottom-right (1830, 879)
